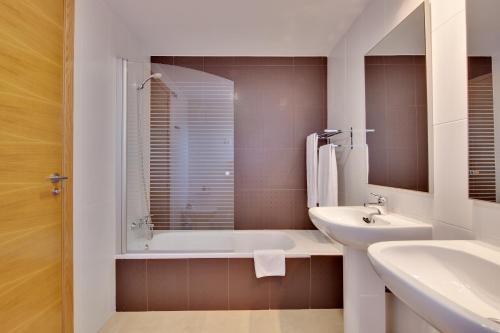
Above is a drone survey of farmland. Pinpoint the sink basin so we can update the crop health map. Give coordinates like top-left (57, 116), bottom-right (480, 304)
top-left (308, 206), bottom-right (432, 250)
top-left (368, 240), bottom-right (500, 333)
top-left (308, 206), bottom-right (433, 333)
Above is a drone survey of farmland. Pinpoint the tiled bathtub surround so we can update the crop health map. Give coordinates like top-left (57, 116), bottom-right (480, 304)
top-left (116, 256), bottom-right (342, 311)
top-left (151, 56), bottom-right (327, 230)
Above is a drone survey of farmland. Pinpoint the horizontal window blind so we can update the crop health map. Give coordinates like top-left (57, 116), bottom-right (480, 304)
top-left (149, 66), bottom-right (235, 230)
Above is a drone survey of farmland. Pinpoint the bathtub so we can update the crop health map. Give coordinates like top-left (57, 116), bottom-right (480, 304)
top-left (116, 230), bottom-right (344, 311)
top-left (116, 229), bottom-right (342, 259)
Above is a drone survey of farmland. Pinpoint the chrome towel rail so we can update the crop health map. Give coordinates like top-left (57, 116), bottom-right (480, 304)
top-left (318, 127), bottom-right (375, 150)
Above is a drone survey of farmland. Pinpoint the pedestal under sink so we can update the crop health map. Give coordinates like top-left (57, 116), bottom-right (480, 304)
top-left (309, 206), bottom-right (432, 333)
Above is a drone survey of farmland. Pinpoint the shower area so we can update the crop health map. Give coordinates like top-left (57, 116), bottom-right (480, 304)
top-left (115, 57), bottom-right (341, 312)
top-left (120, 60), bottom-right (235, 252)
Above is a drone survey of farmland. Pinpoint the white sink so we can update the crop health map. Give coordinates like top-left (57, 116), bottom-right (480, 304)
top-left (308, 206), bottom-right (432, 250)
top-left (368, 240), bottom-right (500, 333)
top-left (308, 206), bottom-right (432, 333)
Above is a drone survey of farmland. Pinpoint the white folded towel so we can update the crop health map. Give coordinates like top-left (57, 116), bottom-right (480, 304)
top-left (306, 133), bottom-right (318, 208)
top-left (318, 144), bottom-right (338, 206)
top-left (253, 249), bottom-right (286, 278)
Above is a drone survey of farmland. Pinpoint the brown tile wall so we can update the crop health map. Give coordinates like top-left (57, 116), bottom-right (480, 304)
top-left (151, 56), bottom-right (327, 229)
top-left (365, 55), bottom-right (429, 192)
top-left (468, 56), bottom-right (492, 80)
top-left (116, 256), bottom-right (343, 311)
top-left (149, 78), bottom-right (172, 229)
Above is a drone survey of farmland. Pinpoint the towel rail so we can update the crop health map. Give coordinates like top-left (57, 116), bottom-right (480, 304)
top-left (317, 127), bottom-right (375, 150)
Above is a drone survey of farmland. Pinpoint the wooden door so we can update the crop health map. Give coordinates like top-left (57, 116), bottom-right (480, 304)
top-left (0, 0), bottom-right (73, 332)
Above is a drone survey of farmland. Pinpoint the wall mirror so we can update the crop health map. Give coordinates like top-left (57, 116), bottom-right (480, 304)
top-left (364, 3), bottom-right (430, 192)
top-left (466, 0), bottom-right (500, 202)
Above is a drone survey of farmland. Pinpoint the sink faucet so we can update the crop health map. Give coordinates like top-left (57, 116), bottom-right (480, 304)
top-left (363, 193), bottom-right (387, 222)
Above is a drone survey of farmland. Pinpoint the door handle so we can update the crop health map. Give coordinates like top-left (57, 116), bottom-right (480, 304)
top-left (48, 173), bottom-right (69, 184)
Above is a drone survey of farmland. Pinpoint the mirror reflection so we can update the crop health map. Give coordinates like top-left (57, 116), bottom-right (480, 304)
top-left (364, 3), bottom-right (429, 192)
top-left (467, 0), bottom-right (500, 202)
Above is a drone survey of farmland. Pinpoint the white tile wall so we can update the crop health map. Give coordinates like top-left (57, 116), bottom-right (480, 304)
top-left (74, 0), bottom-right (148, 332)
top-left (431, 11), bottom-right (468, 125)
top-left (433, 220), bottom-right (474, 240)
top-left (359, 0), bottom-right (387, 53)
top-left (473, 201), bottom-right (500, 246)
top-left (328, 0), bottom-right (500, 329)
top-left (328, 0), bottom-right (436, 224)
top-left (328, 0), bottom-right (500, 246)
top-left (434, 120), bottom-right (472, 228)
top-left (429, 0), bottom-right (465, 29)
top-left (386, 294), bottom-right (440, 333)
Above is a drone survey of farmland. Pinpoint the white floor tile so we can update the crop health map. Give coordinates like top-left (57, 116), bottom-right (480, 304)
top-left (99, 309), bottom-right (344, 333)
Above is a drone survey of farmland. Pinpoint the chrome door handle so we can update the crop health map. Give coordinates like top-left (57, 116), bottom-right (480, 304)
top-left (48, 173), bottom-right (69, 183)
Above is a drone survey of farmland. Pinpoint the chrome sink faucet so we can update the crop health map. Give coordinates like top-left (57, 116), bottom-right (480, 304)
top-left (363, 193), bottom-right (388, 222)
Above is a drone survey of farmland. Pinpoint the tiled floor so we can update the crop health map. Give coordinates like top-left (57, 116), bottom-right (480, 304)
top-left (99, 309), bottom-right (343, 333)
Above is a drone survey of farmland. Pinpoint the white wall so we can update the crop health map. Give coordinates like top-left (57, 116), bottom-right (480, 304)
top-left (328, 0), bottom-right (500, 330)
top-left (73, 0), bottom-right (147, 331)
top-left (328, 0), bottom-right (437, 225)
top-left (329, 0), bottom-right (500, 246)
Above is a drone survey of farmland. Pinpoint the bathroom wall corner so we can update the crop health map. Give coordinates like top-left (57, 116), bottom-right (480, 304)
top-left (73, 0), bottom-right (149, 331)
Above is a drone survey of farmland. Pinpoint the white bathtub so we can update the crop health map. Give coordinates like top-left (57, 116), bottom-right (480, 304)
top-left (117, 230), bottom-right (342, 259)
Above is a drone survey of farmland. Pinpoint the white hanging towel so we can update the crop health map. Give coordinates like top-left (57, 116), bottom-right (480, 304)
top-left (306, 133), bottom-right (319, 208)
top-left (253, 249), bottom-right (286, 278)
top-left (365, 144), bottom-right (370, 184)
top-left (318, 144), bottom-right (338, 206)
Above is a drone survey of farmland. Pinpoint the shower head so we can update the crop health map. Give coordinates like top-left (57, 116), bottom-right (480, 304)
top-left (150, 73), bottom-right (162, 80)
top-left (137, 73), bottom-right (162, 90)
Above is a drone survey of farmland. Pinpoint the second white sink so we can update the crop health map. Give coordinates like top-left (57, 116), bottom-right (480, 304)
top-left (308, 206), bottom-right (432, 249)
top-left (368, 240), bottom-right (500, 333)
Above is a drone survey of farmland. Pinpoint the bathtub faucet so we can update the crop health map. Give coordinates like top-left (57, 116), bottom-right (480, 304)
top-left (143, 215), bottom-right (154, 241)
top-left (131, 215), bottom-right (155, 240)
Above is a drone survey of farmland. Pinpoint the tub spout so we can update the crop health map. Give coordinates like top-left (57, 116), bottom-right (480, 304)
top-left (131, 215), bottom-right (155, 240)
top-left (144, 215), bottom-right (154, 241)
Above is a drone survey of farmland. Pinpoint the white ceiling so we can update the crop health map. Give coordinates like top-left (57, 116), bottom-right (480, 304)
top-left (104, 0), bottom-right (372, 56)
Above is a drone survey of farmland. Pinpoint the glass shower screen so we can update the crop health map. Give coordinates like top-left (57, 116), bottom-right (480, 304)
top-left (121, 60), bottom-right (235, 249)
